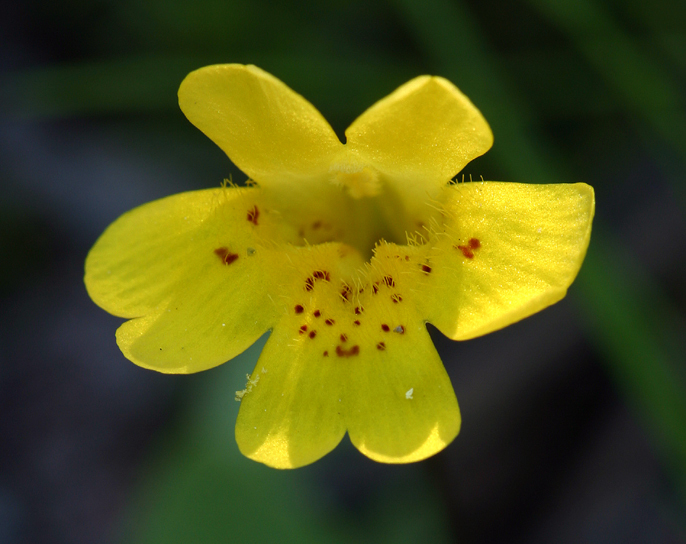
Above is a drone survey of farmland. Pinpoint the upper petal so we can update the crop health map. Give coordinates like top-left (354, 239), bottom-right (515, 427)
top-left (345, 76), bottom-right (493, 191)
top-left (178, 64), bottom-right (343, 185)
top-left (419, 182), bottom-right (595, 340)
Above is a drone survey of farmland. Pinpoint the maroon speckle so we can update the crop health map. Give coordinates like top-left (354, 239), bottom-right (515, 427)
top-left (391, 294), bottom-right (403, 303)
top-left (381, 324), bottom-right (390, 332)
top-left (309, 330), bottom-right (317, 339)
top-left (305, 277), bottom-right (315, 291)
top-left (312, 220), bottom-right (322, 229)
top-left (340, 334), bottom-right (348, 342)
top-left (354, 306), bottom-right (363, 315)
top-left (372, 283), bottom-right (379, 294)
top-left (405, 255), bottom-right (410, 261)
top-left (247, 205), bottom-right (259, 225)
top-left (383, 275), bottom-right (395, 287)
top-left (323, 351), bottom-right (329, 357)
top-left (336, 345), bottom-right (360, 357)
top-left (299, 325), bottom-right (308, 334)
top-left (214, 247), bottom-right (239, 265)
top-left (314, 310), bottom-right (321, 317)
top-left (354, 320), bottom-right (361, 326)
top-left (325, 319), bottom-right (335, 326)
top-left (394, 325), bottom-right (405, 334)
top-left (421, 264), bottom-right (432, 274)
top-left (456, 238), bottom-right (481, 259)
top-left (377, 342), bottom-right (386, 351)
top-left (294, 305), bottom-right (304, 314)
top-left (457, 245), bottom-right (474, 259)
top-left (340, 284), bottom-right (351, 301)
top-left (313, 270), bottom-right (330, 281)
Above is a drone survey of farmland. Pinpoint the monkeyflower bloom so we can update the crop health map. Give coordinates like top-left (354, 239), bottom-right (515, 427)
top-left (85, 64), bottom-right (594, 468)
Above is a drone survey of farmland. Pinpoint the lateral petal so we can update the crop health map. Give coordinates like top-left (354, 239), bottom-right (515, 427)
top-left (421, 182), bottom-right (595, 340)
top-left (84, 187), bottom-right (279, 373)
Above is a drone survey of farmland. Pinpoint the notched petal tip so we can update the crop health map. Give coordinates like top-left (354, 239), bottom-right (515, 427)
top-left (345, 326), bottom-right (461, 464)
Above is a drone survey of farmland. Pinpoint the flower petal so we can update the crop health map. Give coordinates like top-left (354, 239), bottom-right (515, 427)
top-left (345, 322), bottom-right (461, 463)
top-left (234, 239), bottom-right (461, 467)
top-left (85, 188), bottom-right (278, 373)
top-left (178, 64), bottom-right (343, 185)
top-left (235, 325), bottom-right (347, 469)
top-left (233, 242), bottom-right (369, 468)
top-left (421, 182), bottom-right (595, 340)
top-left (345, 76), bottom-right (493, 192)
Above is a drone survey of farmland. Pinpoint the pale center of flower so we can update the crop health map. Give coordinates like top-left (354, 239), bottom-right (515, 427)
top-left (329, 163), bottom-right (381, 199)
top-left (263, 159), bottom-right (439, 265)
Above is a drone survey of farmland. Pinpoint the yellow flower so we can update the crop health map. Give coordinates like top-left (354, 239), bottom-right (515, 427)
top-left (85, 64), bottom-right (595, 468)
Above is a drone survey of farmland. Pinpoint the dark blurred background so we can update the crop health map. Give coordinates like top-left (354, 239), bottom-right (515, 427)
top-left (2, 0), bottom-right (686, 542)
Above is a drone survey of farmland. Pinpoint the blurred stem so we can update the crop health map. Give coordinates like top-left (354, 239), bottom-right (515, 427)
top-left (394, 0), bottom-right (686, 501)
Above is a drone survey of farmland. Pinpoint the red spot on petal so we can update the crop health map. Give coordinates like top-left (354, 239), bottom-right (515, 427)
top-left (372, 283), bottom-right (379, 294)
top-left (377, 342), bottom-right (386, 351)
top-left (336, 345), bottom-right (360, 357)
top-left (305, 277), bottom-right (315, 291)
top-left (381, 324), bottom-right (390, 332)
top-left (354, 320), bottom-right (360, 326)
top-left (421, 264), bottom-right (432, 274)
top-left (340, 334), bottom-right (348, 342)
top-left (309, 330), bottom-right (317, 339)
top-left (323, 351), bottom-right (329, 357)
top-left (391, 294), bottom-right (403, 303)
top-left (354, 306), bottom-right (363, 315)
top-left (383, 275), bottom-right (395, 287)
top-left (294, 305), bottom-right (304, 314)
top-left (456, 238), bottom-right (481, 259)
top-left (312, 220), bottom-right (322, 229)
top-left (314, 310), bottom-right (321, 317)
top-left (214, 247), bottom-right (239, 265)
top-left (313, 270), bottom-right (330, 281)
top-left (457, 245), bottom-right (474, 259)
top-left (340, 284), bottom-right (352, 301)
top-left (299, 325), bottom-right (308, 334)
top-left (325, 319), bottom-right (335, 326)
top-left (247, 205), bottom-right (259, 225)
